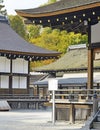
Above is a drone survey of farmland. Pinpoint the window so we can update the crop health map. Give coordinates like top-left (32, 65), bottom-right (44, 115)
top-left (12, 58), bottom-right (28, 74)
top-left (0, 76), bottom-right (9, 88)
top-left (12, 76), bottom-right (27, 89)
top-left (0, 57), bottom-right (10, 72)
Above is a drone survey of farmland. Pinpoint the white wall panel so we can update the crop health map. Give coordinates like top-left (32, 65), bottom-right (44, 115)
top-left (0, 76), bottom-right (9, 88)
top-left (91, 21), bottom-right (100, 43)
top-left (12, 77), bottom-right (19, 88)
top-left (20, 77), bottom-right (27, 88)
top-left (0, 57), bottom-right (10, 72)
top-left (12, 76), bottom-right (27, 89)
top-left (23, 60), bottom-right (28, 73)
top-left (12, 58), bottom-right (28, 74)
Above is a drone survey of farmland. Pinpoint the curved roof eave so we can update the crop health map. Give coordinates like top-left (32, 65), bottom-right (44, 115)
top-left (33, 47), bottom-right (100, 72)
top-left (0, 18), bottom-right (61, 58)
top-left (16, 1), bottom-right (100, 18)
top-left (0, 50), bottom-right (61, 57)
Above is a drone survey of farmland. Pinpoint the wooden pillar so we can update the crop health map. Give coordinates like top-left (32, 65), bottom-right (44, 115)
top-left (27, 61), bottom-right (30, 94)
top-left (37, 85), bottom-right (39, 96)
top-left (87, 49), bottom-right (93, 89)
top-left (70, 104), bottom-right (75, 124)
top-left (9, 58), bottom-right (12, 94)
top-left (87, 23), bottom-right (93, 90)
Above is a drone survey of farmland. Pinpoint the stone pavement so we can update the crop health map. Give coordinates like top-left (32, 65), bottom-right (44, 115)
top-left (0, 109), bottom-right (84, 130)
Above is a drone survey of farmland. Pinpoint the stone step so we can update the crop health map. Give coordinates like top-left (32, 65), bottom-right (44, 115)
top-left (0, 100), bottom-right (11, 111)
top-left (93, 122), bottom-right (100, 129)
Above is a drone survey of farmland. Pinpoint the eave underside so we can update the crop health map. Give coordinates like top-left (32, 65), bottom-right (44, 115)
top-left (0, 18), bottom-right (61, 61)
top-left (16, 2), bottom-right (100, 18)
top-left (0, 50), bottom-right (60, 61)
top-left (16, 2), bottom-right (100, 33)
top-left (17, 6), bottom-right (100, 33)
top-left (35, 67), bottom-right (100, 73)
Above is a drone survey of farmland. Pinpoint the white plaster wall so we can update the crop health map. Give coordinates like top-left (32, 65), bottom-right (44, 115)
top-left (12, 58), bottom-right (28, 74)
top-left (20, 77), bottom-right (27, 88)
top-left (91, 21), bottom-right (100, 43)
top-left (12, 76), bottom-right (27, 88)
top-left (0, 57), bottom-right (10, 72)
top-left (0, 76), bottom-right (9, 88)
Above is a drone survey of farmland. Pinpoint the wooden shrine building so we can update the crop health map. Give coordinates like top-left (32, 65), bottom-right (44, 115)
top-left (16, 0), bottom-right (100, 122)
top-left (0, 15), bottom-right (60, 95)
top-left (16, 0), bottom-right (100, 90)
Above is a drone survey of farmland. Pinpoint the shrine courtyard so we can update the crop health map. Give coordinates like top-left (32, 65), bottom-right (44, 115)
top-left (0, 109), bottom-right (84, 130)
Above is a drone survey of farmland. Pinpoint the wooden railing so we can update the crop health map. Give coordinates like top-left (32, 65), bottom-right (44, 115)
top-left (0, 94), bottom-right (48, 101)
top-left (49, 89), bottom-right (100, 103)
top-left (0, 89), bottom-right (100, 103)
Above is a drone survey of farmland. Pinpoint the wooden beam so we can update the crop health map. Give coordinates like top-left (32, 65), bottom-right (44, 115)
top-left (87, 23), bottom-right (93, 90)
top-left (9, 59), bottom-right (12, 94)
top-left (87, 49), bottom-right (93, 89)
top-left (27, 61), bottom-right (30, 94)
top-left (94, 48), bottom-right (100, 53)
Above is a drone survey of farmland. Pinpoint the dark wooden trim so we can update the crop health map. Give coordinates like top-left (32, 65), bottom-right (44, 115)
top-left (0, 72), bottom-right (10, 75)
top-left (9, 58), bottom-right (12, 94)
top-left (27, 61), bottom-right (30, 94)
top-left (0, 72), bottom-right (28, 77)
top-left (0, 72), bottom-right (29, 76)
top-left (0, 76), bottom-right (1, 89)
top-left (35, 67), bottom-right (100, 73)
top-left (12, 73), bottom-right (29, 76)
top-left (37, 85), bottom-right (39, 96)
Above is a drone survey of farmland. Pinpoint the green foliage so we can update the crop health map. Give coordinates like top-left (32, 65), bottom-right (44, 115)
top-left (29, 26), bottom-right (88, 54)
top-left (27, 24), bottom-right (41, 40)
top-left (8, 14), bottom-right (88, 68)
top-left (0, 0), bottom-right (7, 16)
top-left (48, 0), bottom-right (57, 4)
top-left (30, 59), bottom-right (55, 69)
top-left (9, 15), bottom-right (27, 39)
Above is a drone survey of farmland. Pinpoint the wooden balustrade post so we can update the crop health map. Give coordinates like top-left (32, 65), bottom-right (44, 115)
top-left (70, 104), bottom-right (75, 124)
top-left (93, 92), bottom-right (98, 116)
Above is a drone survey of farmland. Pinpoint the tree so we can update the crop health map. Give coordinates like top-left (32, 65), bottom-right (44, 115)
top-left (27, 24), bottom-right (41, 40)
top-left (48, 0), bottom-right (57, 4)
top-left (30, 26), bottom-right (88, 54)
top-left (0, 0), bottom-right (7, 16)
top-left (9, 15), bottom-right (27, 39)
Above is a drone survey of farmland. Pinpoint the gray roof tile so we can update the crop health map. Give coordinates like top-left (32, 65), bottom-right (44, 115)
top-left (0, 19), bottom-right (60, 57)
top-left (16, 0), bottom-right (100, 14)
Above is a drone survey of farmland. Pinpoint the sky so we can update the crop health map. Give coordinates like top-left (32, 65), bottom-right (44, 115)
top-left (4, 0), bottom-right (48, 15)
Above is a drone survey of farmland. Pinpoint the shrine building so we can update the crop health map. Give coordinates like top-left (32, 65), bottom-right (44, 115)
top-left (0, 15), bottom-right (60, 95)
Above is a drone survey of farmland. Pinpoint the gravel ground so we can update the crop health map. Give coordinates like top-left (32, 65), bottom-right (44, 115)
top-left (0, 109), bottom-right (84, 130)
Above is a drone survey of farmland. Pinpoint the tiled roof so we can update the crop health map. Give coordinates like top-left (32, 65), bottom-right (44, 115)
top-left (0, 16), bottom-right (60, 58)
top-left (33, 45), bottom-right (100, 72)
top-left (33, 72), bottom-right (100, 86)
top-left (16, 0), bottom-right (100, 32)
top-left (33, 77), bottom-right (87, 86)
top-left (16, 0), bottom-right (100, 15)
